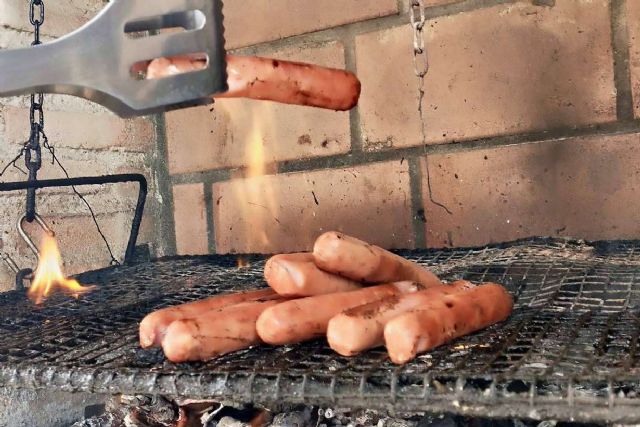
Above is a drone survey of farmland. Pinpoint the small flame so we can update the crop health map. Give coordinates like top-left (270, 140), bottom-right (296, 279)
top-left (237, 257), bottom-right (250, 269)
top-left (27, 234), bottom-right (95, 305)
top-left (231, 117), bottom-right (279, 251)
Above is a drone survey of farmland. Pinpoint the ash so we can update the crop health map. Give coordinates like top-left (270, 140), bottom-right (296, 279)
top-left (72, 396), bottom-right (607, 427)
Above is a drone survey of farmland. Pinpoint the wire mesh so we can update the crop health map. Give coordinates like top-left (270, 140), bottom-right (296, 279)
top-left (1, 238), bottom-right (640, 423)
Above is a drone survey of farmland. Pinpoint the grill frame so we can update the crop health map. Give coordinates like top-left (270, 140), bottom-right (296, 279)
top-left (2, 237), bottom-right (640, 423)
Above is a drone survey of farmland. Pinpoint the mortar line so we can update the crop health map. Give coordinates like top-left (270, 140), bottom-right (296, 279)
top-left (408, 157), bottom-right (427, 249)
top-left (170, 120), bottom-right (640, 185)
top-left (230, 0), bottom-right (518, 56)
top-left (151, 114), bottom-right (177, 257)
top-left (203, 181), bottom-right (216, 254)
top-left (611, 0), bottom-right (635, 121)
top-left (342, 31), bottom-right (364, 154)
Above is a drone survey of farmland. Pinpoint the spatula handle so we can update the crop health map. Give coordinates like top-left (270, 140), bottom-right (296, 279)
top-left (0, 41), bottom-right (74, 97)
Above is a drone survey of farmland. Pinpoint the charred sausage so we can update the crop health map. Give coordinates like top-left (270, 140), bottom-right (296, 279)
top-left (139, 288), bottom-right (275, 348)
top-left (384, 283), bottom-right (513, 364)
top-left (161, 297), bottom-right (284, 362)
top-left (256, 281), bottom-right (423, 345)
top-left (313, 232), bottom-right (441, 287)
top-left (264, 253), bottom-right (361, 297)
top-left (327, 280), bottom-right (474, 356)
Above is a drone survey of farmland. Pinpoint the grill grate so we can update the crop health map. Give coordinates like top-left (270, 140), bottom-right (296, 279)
top-left (2, 238), bottom-right (640, 423)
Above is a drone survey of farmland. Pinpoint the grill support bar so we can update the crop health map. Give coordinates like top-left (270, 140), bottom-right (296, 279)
top-left (0, 174), bottom-right (147, 265)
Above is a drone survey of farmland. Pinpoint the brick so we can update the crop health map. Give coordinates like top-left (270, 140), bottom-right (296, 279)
top-left (421, 133), bottom-right (640, 248)
top-left (166, 42), bottom-right (351, 175)
top-left (423, 0), bottom-right (459, 5)
top-left (0, 0), bottom-right (103, 38)
top-left (403, 0), bottom-right (467, 9)
top-left (356, 1), bottom-right (616, 150)
top-left (173, 183), bottom-right (209, 255)
top-left (213, 161), bottom-right (414, 254)
top-left (3, 107), bottom-right (154, 152)
top-left (223, 0), bottom-right (398, 49)
top-left (628, 0), bottom-right (640, 118)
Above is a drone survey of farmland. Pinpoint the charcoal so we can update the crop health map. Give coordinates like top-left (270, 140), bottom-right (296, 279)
top-left (71, 413), bottom-right (123, 427)
top-left (216, 416), bottom-right (252, 427)
top-left (271, 408), bottom-right (314, 427)
top-left (376, 419), bottom-right (417, 427)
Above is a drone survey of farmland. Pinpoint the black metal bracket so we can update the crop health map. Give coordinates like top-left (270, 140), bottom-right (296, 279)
top-left (0, 174), bottom-right (147, 268)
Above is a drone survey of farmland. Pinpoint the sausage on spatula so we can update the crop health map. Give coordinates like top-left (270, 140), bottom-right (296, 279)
top-left (146, 55), bottom-right (361, 111)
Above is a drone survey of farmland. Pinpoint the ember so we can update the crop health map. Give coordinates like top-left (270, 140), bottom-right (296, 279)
top-left (27, 234), bottom-right (95, 305)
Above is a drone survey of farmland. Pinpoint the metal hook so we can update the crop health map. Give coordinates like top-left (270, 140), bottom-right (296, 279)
top-left (17, 213), bottom-right (55, 259)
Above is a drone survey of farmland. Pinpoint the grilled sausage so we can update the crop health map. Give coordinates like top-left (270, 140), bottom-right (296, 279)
top-left (384, 283), bottom-right (513, 364)
top-left (161, 297), bottom-right (283, 362)
top-left (256, 281), bottom-right (423, 345)
top-left (264, 253), bottom-right (361, 297)
top-left (146, 55), bottom-right (361, 111)
top-left (313, 232), bottom-right (441, 287)
top-left (139, 288), bottom-right (275, 348)
top-left (327, 280), bottom-right (475, 356)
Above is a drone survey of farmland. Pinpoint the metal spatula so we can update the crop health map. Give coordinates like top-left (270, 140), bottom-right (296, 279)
top-left (0, 0), bottom-right (228, 117)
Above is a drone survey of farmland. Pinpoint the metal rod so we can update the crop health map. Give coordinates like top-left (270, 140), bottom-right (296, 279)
top-left (1, 253), bottom-right (20, 274)
top-left (0, 174), bottom-right (147, 265)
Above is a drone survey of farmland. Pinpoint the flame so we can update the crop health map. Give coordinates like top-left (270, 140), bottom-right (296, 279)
top-left (237, 257), bottom-right (249, 268)
top-left (27, 234), bottom-right (95, 305)
top-left (232, 116), bottom-right (279, 251)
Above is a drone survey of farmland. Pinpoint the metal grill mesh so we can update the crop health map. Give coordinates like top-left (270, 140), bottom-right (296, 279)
top-left (1, 238), bottom-right (640, 423)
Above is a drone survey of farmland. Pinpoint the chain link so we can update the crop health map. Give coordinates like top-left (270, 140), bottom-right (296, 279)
top-left (29, 0), bottom-right (45, 26)
top-left (410, 0), bottom-right (428, 78)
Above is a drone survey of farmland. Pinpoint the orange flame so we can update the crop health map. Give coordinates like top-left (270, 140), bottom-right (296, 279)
top-left (237, 125), bottom-right (278, 250)
top-left (27, 234), bottom-right (95, 305)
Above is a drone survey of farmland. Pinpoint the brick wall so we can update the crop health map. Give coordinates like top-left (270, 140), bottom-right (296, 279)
top-left (0, 0), bottom-right (164, 291)
top-left (164, 0), bottom-right (640, 254)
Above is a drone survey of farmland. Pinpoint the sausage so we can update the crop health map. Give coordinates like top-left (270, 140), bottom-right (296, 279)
top-left (161, 297), bottom-right (283, 362)
top-left (384, 283), bottom-right (513, 364)
top-left (256, 281), bottom-right (423, 345)
top-left (146, 55), bottom-right (361, 111)
top-left (264, 253), bottom-right (361, 297)
top-left (313, 232), bottom-right (441, 287)
top-left (139, 288), bottom-right (275, 348)
top-left (327, 280), bottom-right (475, 356)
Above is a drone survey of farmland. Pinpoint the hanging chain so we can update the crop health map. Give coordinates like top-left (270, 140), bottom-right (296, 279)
top-left (410, 0), bottom-right (452, 219)
top-left (24, 0), bottom-right (46, 223)
top-left (0, 0), bottom-right (120, 267)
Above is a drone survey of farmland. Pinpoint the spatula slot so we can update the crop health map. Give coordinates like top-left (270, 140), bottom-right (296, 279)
top-left (124, 10), bottom-right (206, 37)
top-left (130, 53), bottom-right (209, 81)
